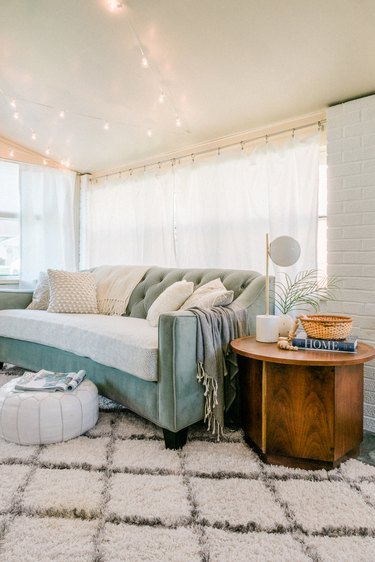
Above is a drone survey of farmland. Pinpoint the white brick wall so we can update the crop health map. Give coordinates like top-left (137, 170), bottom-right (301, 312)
top-left (327, 94), bottom-right (375, 432)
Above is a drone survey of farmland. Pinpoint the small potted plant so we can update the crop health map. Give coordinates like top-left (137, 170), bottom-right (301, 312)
top-left (272, 269), bottom-right (340, 336)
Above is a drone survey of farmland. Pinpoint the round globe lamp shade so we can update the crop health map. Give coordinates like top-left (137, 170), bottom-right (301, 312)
top-left (269, 236), bottom-right (301, 267)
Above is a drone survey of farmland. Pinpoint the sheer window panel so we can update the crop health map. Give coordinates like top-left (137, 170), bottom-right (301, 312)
top-left (0, 162), bottom-right (20, 282)
top-left (19, 165), bottom-right (77, 286)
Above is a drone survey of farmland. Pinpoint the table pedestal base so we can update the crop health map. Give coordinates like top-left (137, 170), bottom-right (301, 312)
top-left (239, 357), bottom-right (364, 471)
top-left (245, 435), bottom-right (360, 470)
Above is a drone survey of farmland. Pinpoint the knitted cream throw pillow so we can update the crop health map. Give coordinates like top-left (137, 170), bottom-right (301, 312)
top-left (47, 269), bottom-right (98, 314)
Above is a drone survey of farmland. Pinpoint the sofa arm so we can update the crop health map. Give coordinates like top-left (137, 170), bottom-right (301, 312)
top-left (234, 274), bottom-right (274, 335)
top-left (157, 310), bottom-right (204, 431)
top-left (0, 289), bottom-right (33, 310)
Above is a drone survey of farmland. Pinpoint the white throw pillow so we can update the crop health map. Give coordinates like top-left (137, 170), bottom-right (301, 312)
top-left (47, 269), bottom-right (98, 314)
top-left (27, 271), bottom-right (50, 310)
top-left (180, 278), bottom-right (234, 310)
top-left (147, 280), bottom-right (194, 327)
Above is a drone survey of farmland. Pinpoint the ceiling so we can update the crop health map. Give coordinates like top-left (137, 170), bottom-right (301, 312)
top-left (1, 0), bottom-right (375, 174)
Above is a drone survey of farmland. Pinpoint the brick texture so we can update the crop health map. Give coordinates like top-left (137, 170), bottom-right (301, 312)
top-left (327, 95), bottom-right (375, 432)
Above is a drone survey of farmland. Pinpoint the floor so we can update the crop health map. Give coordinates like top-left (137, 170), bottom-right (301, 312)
top-left (358, 430), bottom-right (375, 466)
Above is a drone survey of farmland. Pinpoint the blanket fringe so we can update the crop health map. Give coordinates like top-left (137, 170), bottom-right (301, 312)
top-left (97, 298), bottom-right (128, 316)
top-left (197, 362), bottom-right (223, 440)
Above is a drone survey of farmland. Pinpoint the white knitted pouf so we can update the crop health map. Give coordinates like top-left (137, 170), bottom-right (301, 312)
top-left (0, 378), bottom-right (99, 445)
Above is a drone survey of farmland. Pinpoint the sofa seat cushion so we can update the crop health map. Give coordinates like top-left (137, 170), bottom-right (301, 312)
top-left (0, 310), bottom-right (159, 382)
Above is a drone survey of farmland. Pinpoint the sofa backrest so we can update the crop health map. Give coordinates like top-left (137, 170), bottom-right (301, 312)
top-left (126, 266), bottom-right (271, 324)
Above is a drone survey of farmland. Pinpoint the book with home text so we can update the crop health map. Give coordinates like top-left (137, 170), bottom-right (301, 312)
top-left (14, 369), bottom-right (86, 392)
top-left (291, 332), bottom-right (358, 353)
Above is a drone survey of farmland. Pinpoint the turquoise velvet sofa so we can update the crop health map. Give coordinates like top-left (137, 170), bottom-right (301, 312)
top-left (0, 267), bottom-right (271, 448)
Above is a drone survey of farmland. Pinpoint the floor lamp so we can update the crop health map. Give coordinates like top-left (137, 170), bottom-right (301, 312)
top-left (256, 233), bottom-right (301, 343)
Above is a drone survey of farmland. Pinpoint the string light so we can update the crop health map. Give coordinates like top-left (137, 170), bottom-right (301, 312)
top-left (0, 9), bottom-right (189, 165)
top-left (107, 0), bottom-right (124, 11)
top-left (43, 158), bottom-right (48, 165)
top-left (9, 149), bottom-right (14, 158)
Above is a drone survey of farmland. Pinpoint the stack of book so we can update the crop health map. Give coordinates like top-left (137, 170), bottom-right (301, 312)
top-left (291, 331), bottom-right (358, 353)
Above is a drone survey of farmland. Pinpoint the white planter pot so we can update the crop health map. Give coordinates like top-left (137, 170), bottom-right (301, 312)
top-left (278, 314), bottom-right (294, 337)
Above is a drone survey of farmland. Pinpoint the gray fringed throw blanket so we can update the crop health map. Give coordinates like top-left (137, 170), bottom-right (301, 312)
top-left (189, 302), bottom-right (247, 438)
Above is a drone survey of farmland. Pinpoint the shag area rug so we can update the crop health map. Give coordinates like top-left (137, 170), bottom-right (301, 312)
top-left (1, 365), bottom-right (375, 562)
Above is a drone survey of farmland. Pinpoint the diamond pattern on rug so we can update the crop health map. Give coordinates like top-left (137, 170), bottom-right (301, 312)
top-left (102, 523), bottom-right (201, 562)
top-left (0, 437), bottom-right (38, 462)
top-left (205, 528), bottom-right (311, 562)
top-left (191, 477), bottom-right (288, 529)
top-left (276, 480), bottom-right (375, 533)
top-left (38, 435), bottom-right (109, 469)
top-left (115, 410), bottom-right (163, 439)
top-left (112, 439), bottom-right (181, 473)
top-left (22, 467), bottom-right (103, 518)
top-left (262, 461), bottom-right (330, 480)
top-left (339, 458), bottom-right (375, 480)
top-left (307, 536), bottom-right (375, 562)
top-left (0, 464), bottom-right (30, 511)
top-left (183, 441), bottom-right (261, 476)
top-left (107, 473), bottom-right (191, 526)
top-left (359, 481), bottom-right (375, 503)
top-left (1, 515), bottom-right (97, 562)
top-left (1, 365), bottom-right (375, 561)
top-left (85, 411), bottom-right (114, 437)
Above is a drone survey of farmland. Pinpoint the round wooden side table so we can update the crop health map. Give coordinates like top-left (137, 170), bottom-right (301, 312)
top-left (230, 336), bottom-right (375, 470)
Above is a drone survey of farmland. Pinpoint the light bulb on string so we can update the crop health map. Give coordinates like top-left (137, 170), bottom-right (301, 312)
top-left (141, 56), bottom-right (149, 68)
top-left (31, 131), bottom-right (37, 140)
top-left (147, 128), bottom-right (152, 137)
top-left (175, 116), bottom-right (181, 127)
top-left (13, 112), bottom-right (19, 120)
top-left (107, 0), bottom-right (124, 11)
top-left (59, 109), bottom-right (65, 119)
top-left (43, 159), bottom-right (48, 166)
top-left (104, 121), bottom-right (109, 130)
top-left (9, 149), bottom-right (14, 158)
top-left (158, 91), bottom-right (165, 104)
top-left (45, 147), bottom-right (51, 155)
top-left (10, 99), bottom-right (16, 108)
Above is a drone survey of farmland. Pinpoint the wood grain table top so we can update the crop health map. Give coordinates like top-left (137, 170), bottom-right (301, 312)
top-left (231, 336), bottom-right (375, 366)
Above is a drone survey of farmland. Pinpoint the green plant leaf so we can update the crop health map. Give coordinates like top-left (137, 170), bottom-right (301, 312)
top-left (270, 269), bottom-right (340, 314)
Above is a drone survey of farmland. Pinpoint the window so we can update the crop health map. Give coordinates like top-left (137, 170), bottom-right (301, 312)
top-left (0, 162), bottom-right (20, 282)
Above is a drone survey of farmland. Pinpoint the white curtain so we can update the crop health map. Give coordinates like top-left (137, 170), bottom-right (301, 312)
top-left (20, 165), bottom-right (77, 287)
top-left (85, 169), bottom-right (175, 268)
top-left (82, 134), bottom-right (319, 276)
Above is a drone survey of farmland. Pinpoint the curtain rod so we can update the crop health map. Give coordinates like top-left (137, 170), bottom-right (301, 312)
top-left (91, 118), bottom-right (326, 182)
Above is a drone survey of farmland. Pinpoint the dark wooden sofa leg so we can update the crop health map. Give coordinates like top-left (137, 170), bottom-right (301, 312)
top-left (0, 362), bottom-right (3, 370)
top-left (163, 427), bottom-right (188, 449)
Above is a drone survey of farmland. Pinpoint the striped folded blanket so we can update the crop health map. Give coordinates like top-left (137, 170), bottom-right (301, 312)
top-left (188, 302), bottom-right (247, 438)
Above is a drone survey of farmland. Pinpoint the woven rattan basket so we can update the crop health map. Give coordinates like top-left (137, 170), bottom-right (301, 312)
top-left (299, 314), bottom-right (352, 340)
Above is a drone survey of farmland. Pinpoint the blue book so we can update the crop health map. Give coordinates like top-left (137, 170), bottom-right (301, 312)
top-left (291, 331), bottom-right (358, 352)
